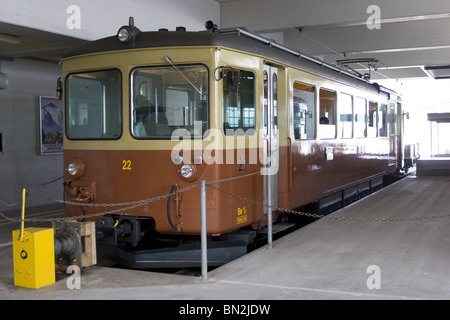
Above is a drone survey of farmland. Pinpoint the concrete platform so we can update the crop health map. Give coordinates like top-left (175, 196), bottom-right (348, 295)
top-left (1, 175), bottom-right (450, 300)
top-left (417, 157), bottom-right (450, 176)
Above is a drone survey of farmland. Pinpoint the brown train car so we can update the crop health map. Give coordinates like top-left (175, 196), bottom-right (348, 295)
top-left (61, 20), bottom-right (408, 268)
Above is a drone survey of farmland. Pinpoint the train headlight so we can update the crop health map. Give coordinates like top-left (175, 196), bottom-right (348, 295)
top-left (117, 27), bottom-right (132, 43)
top-left (68, 163), bottom-right (78, 176)
top-left (117, 17), bottom-right (140, 44)
top-left (180, 164), bottom-right (194, 179)
top-left (66, 158), bottom-right (85, 178)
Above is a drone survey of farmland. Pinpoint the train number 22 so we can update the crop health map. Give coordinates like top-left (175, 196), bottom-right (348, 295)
top-left (122, 160), bottom-right (132, 170)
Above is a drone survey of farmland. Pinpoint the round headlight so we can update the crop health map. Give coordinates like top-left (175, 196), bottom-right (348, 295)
top-left (66, 158), bottom-right (85, 178)
top-left (118, 27), bottom-right (132, 43)
top-left (68, 163), bottom-right (78, 176)
top-left (180, 164), bottom-right (194, 179)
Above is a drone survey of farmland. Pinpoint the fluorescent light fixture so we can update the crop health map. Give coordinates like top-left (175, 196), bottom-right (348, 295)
top-left (424, 65), bottom-right (450, 80)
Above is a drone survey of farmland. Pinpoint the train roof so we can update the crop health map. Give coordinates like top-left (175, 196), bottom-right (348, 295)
top-left (63, 23), bottom-right (396, 98)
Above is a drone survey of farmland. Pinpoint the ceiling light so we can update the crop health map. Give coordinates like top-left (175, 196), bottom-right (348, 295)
top-left (424, 65), bottom-right (450, 80)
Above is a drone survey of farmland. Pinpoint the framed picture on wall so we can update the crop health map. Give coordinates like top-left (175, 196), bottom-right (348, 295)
top-left (39, 96), bottom-right (63, 155)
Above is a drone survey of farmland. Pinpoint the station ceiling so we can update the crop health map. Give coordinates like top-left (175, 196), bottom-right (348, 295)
top-left (218, 0), bottom-right (450, 81)
top-left (1, 0), bottom-right (450, 81)
top-left (0, 21), bottom-right (86, 63)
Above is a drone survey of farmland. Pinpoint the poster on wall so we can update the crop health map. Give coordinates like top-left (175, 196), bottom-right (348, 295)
top-left (39, 96), bottom-right (63, 155)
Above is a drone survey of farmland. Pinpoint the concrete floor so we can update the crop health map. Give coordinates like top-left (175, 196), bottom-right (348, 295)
top-left (1, 175), bottom-right (450, 300)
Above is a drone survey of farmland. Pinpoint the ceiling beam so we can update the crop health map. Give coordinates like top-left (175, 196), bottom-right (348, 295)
top-left (284, 18), bottom-right (450, 56)
top-left (220, 0), bottom-right (450, 32)
top-left (255, 12), bottom-right (450, 34)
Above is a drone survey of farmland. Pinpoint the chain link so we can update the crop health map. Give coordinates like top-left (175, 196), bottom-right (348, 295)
top-left (16, 173), bottom-right (259, 223)
top-left (206, 183), bottom-right (450, 222)
top-left (28, 176), bottom-right (64, 189)
top-left (2, 172), bottom-right (449, 224)
top-left (0, 176), bottom-right (64, 208)
top-left (1, 182), bottom-right (201, 223)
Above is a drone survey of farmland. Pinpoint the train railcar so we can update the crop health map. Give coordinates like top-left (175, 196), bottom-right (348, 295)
top-left (61, 19), bottom-right (409, 268)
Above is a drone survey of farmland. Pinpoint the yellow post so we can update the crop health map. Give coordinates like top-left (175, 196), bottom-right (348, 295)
top-left (20, 188), bottom-right (26, 242)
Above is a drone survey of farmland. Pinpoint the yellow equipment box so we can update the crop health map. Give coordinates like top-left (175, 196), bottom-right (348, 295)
top-left (12, 227), bottom-right (55, 289)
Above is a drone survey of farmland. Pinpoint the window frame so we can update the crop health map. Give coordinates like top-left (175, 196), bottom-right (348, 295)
top-left (339, 92), bottom-right (354, 139)
top-left (130, 64), bottom-right (210, 140)
top-left (354, 96), bottom-right (367, 138)
top-left (292, 81), bottom-right (316, 141)
top-left (222, 68), bottom-right (256, 136)
top-left (379, 103), bottom-right (388, 137)
top-left (65, 68), bottom-right (123, 141)
top-left (319, 88), bottom-right (337, 139)
top-left (368, 100), bottom-right (378, 138)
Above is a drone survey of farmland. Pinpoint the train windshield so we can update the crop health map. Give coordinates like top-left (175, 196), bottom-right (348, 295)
top-left (65, 69), bottom-right (122, 140)
top-left (131, 65), bottom-right (208, 138)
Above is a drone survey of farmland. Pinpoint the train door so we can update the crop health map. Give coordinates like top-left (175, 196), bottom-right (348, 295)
top-left (262, 65), bottom-right (279, 218)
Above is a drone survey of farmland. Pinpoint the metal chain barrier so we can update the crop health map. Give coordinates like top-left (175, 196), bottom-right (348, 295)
top-left (2, 171), bottom-right (450, 224)
top-left (8, 173), bottom-right (261, 223)
top-left (0, 175), bottom-right (63, 191)
top-left (27, 176), bottom-right (64, 189)
top-left (205, 182), bottom-right (450, 222)
top-left (1, 182), bottom-right (201, 223)
top-left (0, 175), bottom-right (64, 208)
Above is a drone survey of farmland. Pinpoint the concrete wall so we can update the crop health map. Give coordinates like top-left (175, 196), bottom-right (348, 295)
top-left (0, 0), bottom-right (220, 210)
top-left (0, 58), bottom-right (63, 208)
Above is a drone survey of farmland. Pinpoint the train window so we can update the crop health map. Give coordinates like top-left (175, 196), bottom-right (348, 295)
top-left (131, 65), bottom-right (208, 138)
top-left (389, 102), bottom-right (396, 136)
top-left (319, 88), bottom-right (336, 139)
top-left (397, 102), bottom-right (404, 136)
top-left (355, 97), bottom-right (367, 138)
top-left (339, 93), bottom-right (353, 138)
top-left (379, 104), bottom-right (388, 137)
top-left (293, 82), bottom-right (315, 140)
top-left (66, 69), bottom-right (122, 140)
top-left (223, 69), bottom-right (255, 135)
top-left (368, 101), bottom-right (378, 137)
